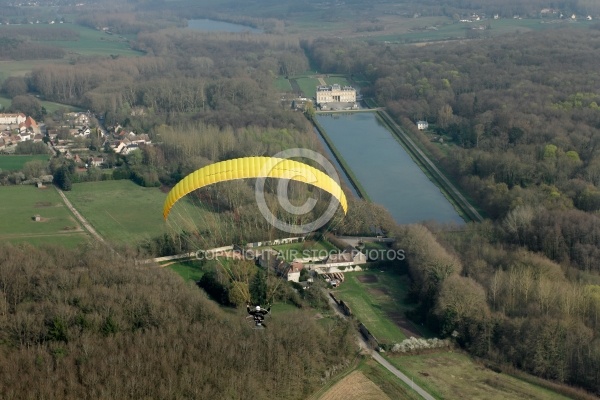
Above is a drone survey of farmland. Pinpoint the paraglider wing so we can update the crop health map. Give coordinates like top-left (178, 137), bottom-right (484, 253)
top-left (162, 156), bottom-right (348, 220)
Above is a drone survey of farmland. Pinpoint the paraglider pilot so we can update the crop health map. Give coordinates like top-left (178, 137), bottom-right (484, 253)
top-left (247, 304), bottom-right (271, 328)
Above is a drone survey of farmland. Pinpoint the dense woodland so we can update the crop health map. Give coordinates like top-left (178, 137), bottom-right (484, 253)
top-left (3, 1), bottom-right (600, 396)
top-left (301, 28), bottom-right (600, 393)
top-left (0, 244), bottom-right (355, 399)
top-left (304, 30), bottom-right (600, 270)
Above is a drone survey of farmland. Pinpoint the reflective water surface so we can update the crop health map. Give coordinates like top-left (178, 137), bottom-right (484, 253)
top-left (316, 112), bottom-right (464, 225)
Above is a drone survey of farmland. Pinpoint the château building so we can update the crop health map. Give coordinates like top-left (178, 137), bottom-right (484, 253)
top-left (316, 84), bottom-right (356, 106)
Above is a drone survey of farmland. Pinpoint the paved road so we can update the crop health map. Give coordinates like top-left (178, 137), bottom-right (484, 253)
top-left (55, 186), bottom-right (106, 244)
top-left (326, 292), bottom-right (436, 399)
top-left (372, 351), bottom-right (436, 400)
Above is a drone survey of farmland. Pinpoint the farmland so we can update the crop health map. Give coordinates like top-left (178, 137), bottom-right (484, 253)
top-left (312, 358), bottom-right (422, 400)
top-left (0, 23), bottom-right (142, 58)
top-left (63, 180), bottom-right (216, 247)
top-left (0, 22), bottom-right (143, 87)
top-left (0, 185), bottom-right (88, 247)
top-left (63, 180), bottom-right (173, 245)
top-left (0, 154), bottom-right (51, 171)
top-left (386, 351), bottom-right (573, 400)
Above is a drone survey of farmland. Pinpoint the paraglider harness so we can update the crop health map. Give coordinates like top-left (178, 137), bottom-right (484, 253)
top-left (247, 304), bottom-right (271, 328)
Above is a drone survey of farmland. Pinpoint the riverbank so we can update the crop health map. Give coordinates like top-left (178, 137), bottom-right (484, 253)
top-left (376, 110), bottom-right (483, 223)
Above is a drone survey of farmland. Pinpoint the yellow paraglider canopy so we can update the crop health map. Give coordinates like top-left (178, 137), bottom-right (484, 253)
top-left (162, 156), bottom-right (348, 220)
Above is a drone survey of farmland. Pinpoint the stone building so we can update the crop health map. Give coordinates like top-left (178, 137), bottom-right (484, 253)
top-left (316, 84), bottom-right (356, 106)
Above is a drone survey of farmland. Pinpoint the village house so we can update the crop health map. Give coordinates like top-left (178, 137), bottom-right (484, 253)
top-left (75, 125), bottom-right (91, 137)
top-left (285, 261), bottom-right (304, 282)
top-left (416, 120), bottom-right (429, 130)
top-left (120, 143), bottom-right (140, 155)
top-left (18, 131), bottom-right (31, 141)
top-left (0, 114), bottom-right (41, 147)
top-left (89, 156), bottom-right (104, 168)
top-left (0, 113), bottom-right (26, 126)
top-left (73, 112), bottom-right (90, 126)
top-left (22, 116), bottom-right (39, 133)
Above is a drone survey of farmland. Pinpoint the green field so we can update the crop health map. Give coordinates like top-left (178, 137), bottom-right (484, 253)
top-left (0, 23), bottom-right (143, 58)
top-left (274, 77), bottom-right (293, 92)
top-left (294, 76), bottom-right (321, 99)
top-left (63, 180), bottom-right (213, 247)
top-left (0, 154), bottom-right (51, 171)
top-left (0, 185), bottom-right (88, 247)
top-left (0, 92), bottom-right (82, 114)
top-left (332, 269), bottom-right (427, 343)
top-left (44, 24), bottom-right (143, 57)
top-left (63, 180), bottom-right (174, 244)
top-left (387, 351), bottom-right (572, 400)
top-left (165, 259), bottom-right (205, 281)
top-left (0, 23), bottom-right (143, 86)
top-left (0, 59), bottom-right (67, 85)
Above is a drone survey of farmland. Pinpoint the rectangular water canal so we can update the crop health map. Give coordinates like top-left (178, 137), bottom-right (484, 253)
top-left (316, 112), bottom-right (464, 225)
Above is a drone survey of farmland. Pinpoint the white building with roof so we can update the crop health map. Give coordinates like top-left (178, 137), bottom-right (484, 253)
top-left (316, 84), bottom-right (356, 106)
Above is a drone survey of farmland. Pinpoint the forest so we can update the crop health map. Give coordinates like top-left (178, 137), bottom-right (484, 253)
top-left (301, 28), bottom-right (600, 393)
top-left (0, 244), bottom-right (355, 399)
top-left (2, 0), bottom-right (600, 396)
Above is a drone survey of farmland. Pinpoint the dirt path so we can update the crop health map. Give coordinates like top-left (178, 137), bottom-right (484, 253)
top-left (55, 186), bottom-right (106, 244)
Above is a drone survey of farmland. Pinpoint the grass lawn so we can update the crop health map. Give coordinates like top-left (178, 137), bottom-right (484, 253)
top-left (294, 76), bottom-right (321, 99)
top-left (0, 154), bottom-right (51, 171)
top-left (64, 179), bottom-right (213, 247)
top-left (0, 185), bottom-right (88, 247)
top-left (7, 233), bottom-right (87, 248)
top-left (165, 259), bottom-right (205, 282)
top-left (64, 180), bottom-right (173, 245)
top-left (323, 75), bottom-right (351, 88)
top-left (274, 77), bottom-right (293, 92)
top-left (332, 268), bottom-right (428, 343)
top-left (386, 351), bottom-right (572, 400)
